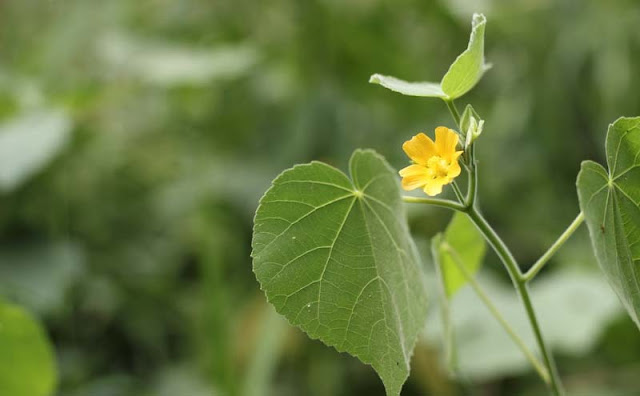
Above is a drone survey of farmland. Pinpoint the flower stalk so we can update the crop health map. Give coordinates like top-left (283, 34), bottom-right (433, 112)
top-left (406, 99), bottom-right (570, 395)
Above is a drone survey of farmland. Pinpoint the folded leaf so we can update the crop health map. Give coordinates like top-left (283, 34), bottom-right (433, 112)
top-left (252, 150), bottom-right (428, 395)
top-left (369, 13), bottom-right (490, 100)
top-left (577, 116), bottom-right (640, 329)
top-left (441, 13), bottom-right (491, 99)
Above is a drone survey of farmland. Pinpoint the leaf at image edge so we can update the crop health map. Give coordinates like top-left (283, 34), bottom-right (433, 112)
top-left (251, 149), bottom-right (428, 396)
top-left (0, 299), bottom-right (57, 396)
top-left (576, 116), bottom-right (640, 329)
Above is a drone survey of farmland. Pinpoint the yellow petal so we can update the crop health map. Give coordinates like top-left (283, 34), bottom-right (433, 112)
top-left (447, 160), bottom-right (461, 178)
top-left (402, 133), bottom-right (437, 165)
top-left (423, 180), bottom-right (444, 196)
top-left (399, 164), bottom-right (430, 191)
top-left (435, 127), bottom-right (459, 156)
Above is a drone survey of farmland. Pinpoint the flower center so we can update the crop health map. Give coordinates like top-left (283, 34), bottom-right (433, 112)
top-left (426, 156), bottom-right (451, 179)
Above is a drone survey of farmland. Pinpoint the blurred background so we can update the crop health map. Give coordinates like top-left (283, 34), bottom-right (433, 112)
top-left (1, 0), bottom-right (640, 395)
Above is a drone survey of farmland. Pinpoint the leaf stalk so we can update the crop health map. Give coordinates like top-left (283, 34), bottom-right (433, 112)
top-left (442, 243), bottom-right (550, 383)
top-left (523, 212), bottom-right (585, 282)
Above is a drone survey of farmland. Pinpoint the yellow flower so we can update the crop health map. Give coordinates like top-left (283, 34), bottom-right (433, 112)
top-left (399, 127), bottom-right (463, 196)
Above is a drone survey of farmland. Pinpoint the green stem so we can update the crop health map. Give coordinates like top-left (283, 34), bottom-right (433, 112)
top-left (444, 99), bottom-right (461, 128)
top-left (466, 207), bottom-right (564, 395)
top-left (442, 243), bottom-right (550, 384)
top-left (444, 99), bottom-right (477, 207)
top-left (431, 241), bottom-right (458, 373)
top-left (441, 95), bottom-right (563, 394)
top-left (402, 196), bottom-right (466, 211)
top-left (523, 212), bottom-right (585, 282)
top-left (465, 144), bottom-right (478, 207)
top-left (451, 181), bottom-right (465, 202)
top-left (466, 208), bottom-right (522, 282)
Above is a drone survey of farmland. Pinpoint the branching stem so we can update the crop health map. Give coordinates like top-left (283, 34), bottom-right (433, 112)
top-left (436, 99), bottom-right (565, 394)
top-left (451, 181), bottom-right (465, 202)
top-left (402, 196), bottom-right (466, 212)
top-left (442, 243), bottom-right (550, 384)
top-left (466, 207), bottom-right (564, 395)
top-left (523, 212), bottom-right (585, 282)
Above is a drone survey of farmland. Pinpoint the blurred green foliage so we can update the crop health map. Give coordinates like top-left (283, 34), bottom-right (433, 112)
top-left (1, 0), bottom-right (640, 395)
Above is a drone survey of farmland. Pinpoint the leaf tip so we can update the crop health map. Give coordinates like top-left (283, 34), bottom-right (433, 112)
top-left (369, 73), bottom-right (383, 84)
top-left (472, 13), bottom-right (487, 27)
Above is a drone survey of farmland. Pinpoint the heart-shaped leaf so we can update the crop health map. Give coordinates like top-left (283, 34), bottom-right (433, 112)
top-left (252, 149), bottom-right (428, 395)
top-left (577, 116), bottom-right (640, 328)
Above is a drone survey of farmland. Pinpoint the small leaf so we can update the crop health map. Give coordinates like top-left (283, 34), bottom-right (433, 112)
top-left (437, 212), bottom-right (486, 297)
top-left (441, 13), bottom-right (491, 99)
top-left (577, 116), bottom-right (640, 329)
top-left (368, 74), bottom-right (446, 98)
top-left (369, 14), bottom-right (490, 100)
top-left (252, 149), bottom-right (428, 395)
top-left (0, 299), bottom-right (57, 396)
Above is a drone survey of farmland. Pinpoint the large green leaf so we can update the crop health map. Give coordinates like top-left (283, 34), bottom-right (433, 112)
top-left (436, 212), bottom-right (486, 297)
top-left (252, 149), bottom-right (428, 395)
top-left (0, 299), bottom-right (57, 396)
top-left (440, 13), bottom-right (491, 99)
top-left (369, 13), bottom-right (489, 100)
top-left (577, 116), bottom-right (640, 328)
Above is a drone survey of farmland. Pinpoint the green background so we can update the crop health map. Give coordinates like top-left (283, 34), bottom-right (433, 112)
top-left (1, 0), bottom-right (639, 395)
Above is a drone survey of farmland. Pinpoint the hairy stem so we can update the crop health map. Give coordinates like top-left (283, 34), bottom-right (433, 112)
top-left (442, 243), bottom-right (550, 383)
top-left (523, 212), bottom-right (585, 282)
top-left (444, 99), bottom-right (461, 128)
top-left (465, 144), bottom-right (478, 207)
top-left (439, 98), bottom-right (564, 395)
top-left (466, 207), bottom-right (564, 395)
top-left (431, 241), bottom-right (458, 373)
top-left (451, 181), bottom-right (465, 202)
top-left (402, 196), bottom-right (466, 211)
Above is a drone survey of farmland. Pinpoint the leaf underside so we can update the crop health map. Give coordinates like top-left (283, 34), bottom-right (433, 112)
top-left (438, 212), bottom-right (486, 297)
top-left (252, 149), bottom-right (428, 395)
top-left (368, 74), bottom-right (446, 98)
top-left (577, 116), bottom-right (640, 329)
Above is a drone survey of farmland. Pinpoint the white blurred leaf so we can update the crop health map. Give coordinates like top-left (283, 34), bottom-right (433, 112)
top-left (99, 32), bottom-right (259, 86)
top-left (0, 242), bottom-right (85, 315)
top-left (425, 270), bottom-right (623, 380)
top-left (152, 365), bottom-right (216, 396)
top-left (0, 110), bottom-right (71, 192)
